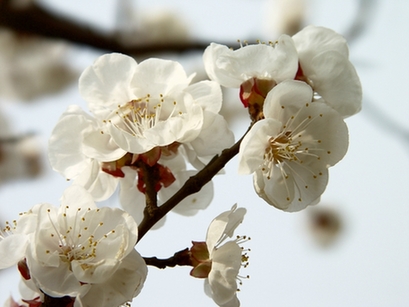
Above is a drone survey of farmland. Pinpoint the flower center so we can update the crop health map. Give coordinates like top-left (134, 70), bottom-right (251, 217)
top-left (45, 207), bottom-right (115, 267)
top-left (262, 131), bottom-right (299, 179)
top-left (104, 94), bottom-right (180, 138)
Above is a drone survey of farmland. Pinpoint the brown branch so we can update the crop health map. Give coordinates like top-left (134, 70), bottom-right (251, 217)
top-left (0, 0), bottom-right (235, 55)
top-left (137, 128), bottom-right (250, 243)
top-left (41, 293), bottom-right (74, 307)
top-left (137, 160), bottom-right (159, 217)
top-left (143, 248), bottom-right (192, 269)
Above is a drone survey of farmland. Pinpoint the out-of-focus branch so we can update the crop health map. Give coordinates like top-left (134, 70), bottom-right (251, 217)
top-left (0, 0), bottom-right (230, 55)
top-left (344, 0), bottom-right (377, 44)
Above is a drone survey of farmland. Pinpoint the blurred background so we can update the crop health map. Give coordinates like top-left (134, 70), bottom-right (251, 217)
top-left (0, 0), bottom-right (408, 306)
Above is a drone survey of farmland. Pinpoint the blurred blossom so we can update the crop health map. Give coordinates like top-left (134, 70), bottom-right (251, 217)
top-left (264, 0), bottom-right (306, 36)
top-left (306, 206), bottom-right (343, 247)
top-left (138, 9), bottom-right (190, 43)
top-left (116, 0), bottom-right (190, 45)
top-left (0, 109), bottom-right (42, 184)
top-left (0, 29), bottom-right (76, 101)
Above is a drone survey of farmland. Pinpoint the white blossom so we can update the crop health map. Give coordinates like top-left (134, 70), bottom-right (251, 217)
top-left (0, 205), bottom-right (40, 270)
top-left (23, 185), bottom-right (147, 307)
top-left (190, 205), bottom-right (248, 307)
top-left (79, 53), bottom-right (220, 155)
top-left (292, 25), bottom-right (362, 117)
top-left (48, 105), bottom-right (126, 201)
top-left (238, 80), bottom-right (348, 211)
top-left (203, 36), bottom-right (298, 89)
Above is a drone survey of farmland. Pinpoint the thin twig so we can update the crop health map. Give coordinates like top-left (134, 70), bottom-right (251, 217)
top-left (143, 248), bottom-right (192, 269)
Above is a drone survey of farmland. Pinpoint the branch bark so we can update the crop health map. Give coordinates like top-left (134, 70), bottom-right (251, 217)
top-left (137, 129), bottom-right (250, 242)
top-left (0, 0), bottom-right (235, 55)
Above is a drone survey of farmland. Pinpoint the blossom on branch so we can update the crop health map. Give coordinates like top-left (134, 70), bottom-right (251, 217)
top-left (238, 80), bottom-right (348, 211)
top-left (49, 53), bottom-right (233, 224)
top-left (203, 36), bottom-right (298, 120)
top-left (190, 204), bottom-right (248, 307)
top-left (292, 25), bottom-right (362, 117)
top-left (2, 185), bottom-right (147, 307)
top-left (48, 105), bottom-right (126, 201)
top-left (79, 53), bottom-right (211, 154)
top-left (203, 25), bottom-right (362, 120)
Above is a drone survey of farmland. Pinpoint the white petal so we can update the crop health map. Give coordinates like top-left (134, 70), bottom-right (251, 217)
top-left (206, 205), bottom-right (246, 252)
top-left (73, 160), bottom-right (119, 202)
top-left (208, 242), bottom-right (241, 306)
top-left (238, 119), bottom-right (281, 174)
top-left (77, 207), bottom-right (138, 261)
top-left (76, 250), bottom-right (147, 307)
top-left (79, 53), bottom-right (136, 118)
top-left (119, 168), bottom-right (147, 225)
top-left (263, 80), bottom-right (313, 119)
top-left (189, 112), bottom-right (234, 158)
top-left (184, 80), bottom-right (223, 113)
top-left (71, 258), bottom-right (120, 284)
top-left (59, 185), bottom-right (97, 214)
top-left (305, 51), bottom-right (362, 117)
top-left (293, 25), bottom-right (349, 61)
top-left (107, 122), bottom-right (155, 154)
top-left (253, 168), bottom-right (295, 210)
top-left (0, 234), bottom-right (29, 269)
top-left (204, 37), bottom-right (298, 87)
top-left (131, 58), bottom-right (190, 97)
top-left (82, 129), bottom-right (126, 161)
top-left (48, 105), bottom-right (93, 179)
top-left (26, 243), bottom-right (89, 297)
top-left (283, 163), bottom-right (328, 212)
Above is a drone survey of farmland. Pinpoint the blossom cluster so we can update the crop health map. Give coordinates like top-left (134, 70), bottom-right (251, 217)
top-left (0, 25), bottom-right (361, 307)
top-left (204, 25), bottom-right (361, 212)
top-left (48, 54), bottom-right (233, 225)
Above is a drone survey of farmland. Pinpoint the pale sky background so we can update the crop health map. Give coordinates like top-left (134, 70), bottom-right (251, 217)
top-left (1, 0), bottom-right (409, 306)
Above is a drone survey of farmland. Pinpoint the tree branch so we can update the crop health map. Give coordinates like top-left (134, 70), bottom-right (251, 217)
top-left (143, 248), bottom-right (192, 269)
top-left (0, 0), bottom-right (236, 55)
top-left (41, 293), bottom-right (74, 307)
top-left (137, 128), bottom-right (251, 242)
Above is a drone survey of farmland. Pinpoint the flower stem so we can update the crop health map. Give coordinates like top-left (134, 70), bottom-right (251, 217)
top-left (143, 248), bottom-right (192, 269)
top-left (41, 293), bottom-right (75, 307)
top-left (137, 160), bottom-right (159, 216)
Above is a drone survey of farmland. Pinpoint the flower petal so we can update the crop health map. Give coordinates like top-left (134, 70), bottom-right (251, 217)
top-left (184, 80), bottom-right (222, 113)
top-left (206, 205), bottom-right (246, 252)
top-left (131, 58), bottom-right (191, 97)
top-left (238, 119), bottom-right (282, 174)
top-left (79, 53), bottom-right (136, 118)
top-left (0, 234), bottom-right (29, 269)
top-left (76, 250), bottom-right (147, 307)
top-left (204, 36), bottom-right (298, 87)
top-left (293, 25), bottom-right (349, 61)
top-left (305, 51), bottom-right (362, 117)
top-left (207, 241), bottom-right (241, 306)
